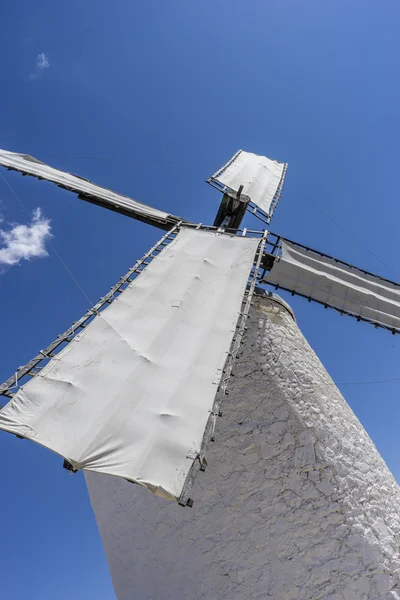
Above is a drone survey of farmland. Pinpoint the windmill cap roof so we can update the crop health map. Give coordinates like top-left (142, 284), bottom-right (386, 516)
top-left (254, 287), bottom-right (296, 322)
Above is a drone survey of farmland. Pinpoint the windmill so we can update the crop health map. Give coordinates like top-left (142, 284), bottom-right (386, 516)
top-left (1, 148), bottom-right (400, 599)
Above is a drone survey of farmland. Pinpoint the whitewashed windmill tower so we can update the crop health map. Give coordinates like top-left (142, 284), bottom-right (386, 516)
top-left (1, 148), bottom-right (400, 600)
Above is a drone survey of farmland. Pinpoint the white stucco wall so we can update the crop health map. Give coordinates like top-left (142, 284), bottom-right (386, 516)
top-left (86, 292), bottom-right (400, 600)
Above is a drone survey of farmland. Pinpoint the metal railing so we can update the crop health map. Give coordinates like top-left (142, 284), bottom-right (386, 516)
top-left (178, 230), bottom-right (268, 506)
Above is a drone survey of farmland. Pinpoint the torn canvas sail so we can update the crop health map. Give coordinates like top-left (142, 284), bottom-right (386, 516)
top-left (208, 149), bottom-right (287, 219)
top-left (0, 228), bottom-right (258, 501)
top-left (265, 240), bottom-right (400, 332)
top-left (0, 148), bottom-right (185, 229)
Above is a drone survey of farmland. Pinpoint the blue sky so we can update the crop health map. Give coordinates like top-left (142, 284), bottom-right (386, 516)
top-left (0, 1), bottom-right (400, 598)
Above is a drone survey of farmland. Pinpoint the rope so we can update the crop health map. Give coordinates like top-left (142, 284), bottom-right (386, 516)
top-left (336, 376), bottom-right (400, 386)
top-left (46, 155), bottom-right (190, 165)
top-left (308, 199), bottom-right (399, 279)
top-left (0, 170), bottom-right (94, 306)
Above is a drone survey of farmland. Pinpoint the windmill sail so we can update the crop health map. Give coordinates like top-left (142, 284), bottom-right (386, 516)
top-left (0, 149), bottom-right (186, 230)
top-left (0, 227), bottom-right (259, 502)
top-left (264, 238), bottom-right (400, 332)
top-left (207, 149), bottom-right (288, 222)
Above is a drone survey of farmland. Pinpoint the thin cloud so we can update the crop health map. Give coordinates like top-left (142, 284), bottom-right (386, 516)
top-left (0, 208), bottom-right (52, 268)
top-left (36, 52), bottom-right (49, 69)
top-left (29, 52), bottom-right (50, 80)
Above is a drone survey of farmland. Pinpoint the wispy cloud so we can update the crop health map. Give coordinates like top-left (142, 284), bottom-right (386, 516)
top-left (37, 52), bottom-right (49, 69)
top-left (0, 208), bottom-right (51, 268)
top-left (29, 52), bottom-right (50, 80)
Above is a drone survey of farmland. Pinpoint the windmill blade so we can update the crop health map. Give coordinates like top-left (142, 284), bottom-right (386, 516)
top-left (0, 225), bottom-right (262, 503)
top-left (262, 235), bottom-right (400, 334)
top-left (207, 149), bottom-right (288, 224)
top-left (0, 149), bottom-right (187, 230)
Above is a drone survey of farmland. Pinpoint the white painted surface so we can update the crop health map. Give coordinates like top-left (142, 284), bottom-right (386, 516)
top-left (86, 292), bottom-right (400, 600)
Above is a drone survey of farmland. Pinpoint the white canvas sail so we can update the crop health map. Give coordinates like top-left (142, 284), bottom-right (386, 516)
top-left (208, 149), bottom-right (287, 217)
top-left (265, 240), bottom-right (400, 331)
top-left (0, 148), bottom-right (183, 229)
top-left (0, 228), bottom-right (258, 501)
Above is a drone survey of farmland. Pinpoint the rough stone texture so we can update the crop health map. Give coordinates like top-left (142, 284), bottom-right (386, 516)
top-left (86, 292), bottom-right (400, 600)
